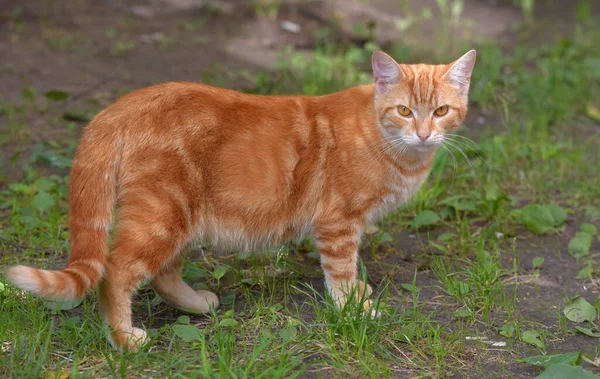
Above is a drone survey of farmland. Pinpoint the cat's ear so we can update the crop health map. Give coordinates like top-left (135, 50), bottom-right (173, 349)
top-left (372, 51), bottom-right (402, 93)
top-left (444, 50), bottom-right (476, 96)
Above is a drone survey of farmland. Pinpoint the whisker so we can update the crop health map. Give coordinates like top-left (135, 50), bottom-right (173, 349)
top-left (445, 133), bottom-right (478, 146)
top-left (443, 140), bottom-right (477, 177)
top-left (356, 137), bottom-right (406, 173)
top-left (444, 134), bottom-right (493, 170)
top-left (439, 143), bottom-right (459, 189)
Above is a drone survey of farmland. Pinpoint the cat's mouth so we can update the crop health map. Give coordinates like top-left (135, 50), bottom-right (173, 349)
top-left (409, 133), bottom-right (445, 153)
top-left (402, 136), bottom-right (440, 153)
top-left (411, 143), bottom-right (437, 153)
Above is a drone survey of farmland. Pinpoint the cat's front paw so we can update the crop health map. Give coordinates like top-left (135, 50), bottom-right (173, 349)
top-left (123, 327), bottom-right (149, 351)
top-left (129, 327), bottom-right (149, 348)
top-left (331, 280), bottom-right (375, 316)
top-left (109, 327), bottom-right (149, 351)
top-left (195, 289), bottom-right (219, 310)
top-left (362, 299), bottom-right (381, 319)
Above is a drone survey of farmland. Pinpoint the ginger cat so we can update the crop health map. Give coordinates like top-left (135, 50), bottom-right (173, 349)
top-left (8, 50), bottom-right (476, 350)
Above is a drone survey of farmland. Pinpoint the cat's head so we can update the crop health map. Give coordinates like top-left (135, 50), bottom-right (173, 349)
top-left (371, 50), bottom-right (476, 153)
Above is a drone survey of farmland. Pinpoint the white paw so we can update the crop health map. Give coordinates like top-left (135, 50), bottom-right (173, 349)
top-left (369, 308), bottom-right (382, 319)
top-left (126, 327), bottom-right (149, 350)
top-left (195, 290), bottom-right (220, 309)
top-left (363, 300), bottom-right (381, 319)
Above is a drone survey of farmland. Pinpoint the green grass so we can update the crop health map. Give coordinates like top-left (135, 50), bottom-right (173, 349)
top-left (1, 12), bottom-right (600, 379)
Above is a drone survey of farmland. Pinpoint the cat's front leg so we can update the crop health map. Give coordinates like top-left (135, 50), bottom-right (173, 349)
top-left (313, 222), bottom-right (373, 312)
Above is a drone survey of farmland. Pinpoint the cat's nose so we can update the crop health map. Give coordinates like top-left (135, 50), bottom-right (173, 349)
top-left (418, 133), bottom-right (431, 142)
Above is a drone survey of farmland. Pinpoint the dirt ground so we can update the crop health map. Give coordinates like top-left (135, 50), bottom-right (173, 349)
top-left (1, 0), bottom-right (600, 378)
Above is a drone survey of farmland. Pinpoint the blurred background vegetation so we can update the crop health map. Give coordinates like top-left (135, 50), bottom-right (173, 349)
top-left (1, 1), bottom-right (599, 378)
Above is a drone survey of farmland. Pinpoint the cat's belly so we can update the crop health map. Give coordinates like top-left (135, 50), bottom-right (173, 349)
top-left (191, 214), bottom-right (314, 253)
top-left (186, 168), bottom-right (428, 252)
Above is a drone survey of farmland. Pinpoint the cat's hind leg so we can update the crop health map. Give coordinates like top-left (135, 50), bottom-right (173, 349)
top-left (98, 258), bottom-right (150, 351)
top-left (98, 190), bottom-right (192, 351)
top-left (151, 256), bottom-right (219, 314)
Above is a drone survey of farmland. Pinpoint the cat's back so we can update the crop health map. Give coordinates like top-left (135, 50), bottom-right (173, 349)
top-left (106, 82), bottom-right (299, 119)
top-left (88, 82), bottom-right (310, 143)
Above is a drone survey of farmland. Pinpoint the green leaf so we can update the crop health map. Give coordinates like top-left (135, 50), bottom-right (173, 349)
top-left (456, 281), bottom-right (470, 295)
top-left (577, 266), bottom-right (592, 279)
top-left (45, 369), bottom-right (69, 379)
top-left (394, 324), bottom-right (416, 344)
top-left (586, 102), bottom-right (600, 123)
top-left (220, 292), bottom-right (236, 306)
top-left (563, 296), bottom-right (597, 323)
top-left (150, 294), bottom-right (163, 307)
top-left (223, 309), bottom-right (234, 318)
top-left (580, 223), bottom-right (598, 236)
top-left (547, 204), bottom-right (566, 226)
top-left (43, 297), bottom-right (82, 312)
top-left (44, 90), bottom-right (70, 102)
top-left (484, 183), bottom-right (502, 201)
top-left (0, 281), bottom-right (4, 293)
top-left (410, 210), bottom-right (440, 229)
top-left (568, 233), bottom-right (593, 259)
top-left (179, 307), bottom-right (210, 315)
top-left (437, 232), bottom-right (455, 241)
top-left (32, 192), bottom-right (56, 212)
top-left (63, 110), bottom-right (92, 122)
top-left (172, 324), bottom-right (202, 342)
top-left (175, 315), bottom-right (190, 325)
top-left (521, 330), bottom-right (544, 349)
top-left (33, 178), bottom-right (56, 192)
top-left (595, 297), bottom-right (600, 312)
top-left (270, 303), bottom-right (283, 312)
top-left (521, 204), bottom-right (555, 234)
top-left (377, 231), bottom-right (393, 242)
top-left (454, 199), bottom-right (477, 212)
top-left (212, 266), bottom-right (228, 280)
top-left (182, 264), bottom-right (208, 281)
top-left (499, 324), bottom-right (515, 338)
top-left (575, 326), bottom-right (600, 337)
top-left (518, 352), bottom-right (582, 368)
top-left (429, 241), bottom-right (448, 254)
top-left (20, 214), bottom-right (40, 228)
top-left (279, 326), bottom-right (297, 342)
top-left (400, 283), bottom-right (419, 293)
top-left (453, 308), bottom-right (472, 318)
top-left (440, 195), bottom-right (477, 212)
top-left (534, 363), bottom-right (599, 379)
top-left (218, 318), bottom-right (238, 327)
top-left (38, 152), bottom-right (73, 169)
top-left (532, 257), bottom-right (545, 269)
top-left (9, 183), bottom-right (30, 194)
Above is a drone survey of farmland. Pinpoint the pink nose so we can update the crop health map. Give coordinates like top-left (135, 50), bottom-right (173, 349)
top-left (418, 133), bottom-right (431, 142)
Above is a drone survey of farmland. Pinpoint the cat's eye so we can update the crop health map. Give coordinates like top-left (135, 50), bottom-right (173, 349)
top-left (397, 106), bottom-right (412, 117)
top-left (434, 105), bottom-right (449, 117)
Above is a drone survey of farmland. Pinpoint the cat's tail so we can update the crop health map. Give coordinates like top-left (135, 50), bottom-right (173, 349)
top-left (8, 121), bottom-right (121, 301)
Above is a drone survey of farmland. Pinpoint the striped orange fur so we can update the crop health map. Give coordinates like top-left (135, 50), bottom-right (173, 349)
top-left (8, 50), bottom-right (476, 350)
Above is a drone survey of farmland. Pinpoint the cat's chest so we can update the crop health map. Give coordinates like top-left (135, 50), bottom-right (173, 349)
top-left (368, 171), bottom-right (429, 220)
